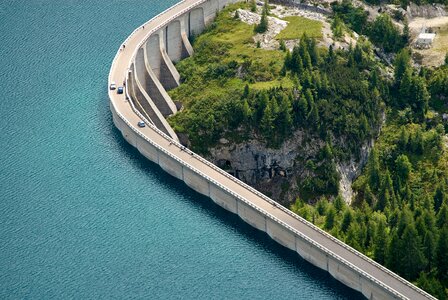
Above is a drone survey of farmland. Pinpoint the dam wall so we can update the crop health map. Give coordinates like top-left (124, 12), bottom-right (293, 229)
top-left (111, 100), bottom-right (406, 300)
top-left (108, 0), bottom-right (435, 299)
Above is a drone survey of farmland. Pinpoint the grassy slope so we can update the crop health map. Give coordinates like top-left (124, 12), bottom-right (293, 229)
top-left (276, 16), bottom-right (323, 40)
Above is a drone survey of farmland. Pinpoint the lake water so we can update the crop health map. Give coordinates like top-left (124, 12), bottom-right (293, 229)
top-left (0, 0), bottom-right (362, 298)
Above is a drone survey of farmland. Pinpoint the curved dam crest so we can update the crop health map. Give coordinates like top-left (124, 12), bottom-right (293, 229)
top-left (108, 1), bottom-right (435, 299)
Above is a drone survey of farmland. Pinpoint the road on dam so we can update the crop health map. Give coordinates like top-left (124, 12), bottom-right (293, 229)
top-left (108, 1), bottom-right (435, 299)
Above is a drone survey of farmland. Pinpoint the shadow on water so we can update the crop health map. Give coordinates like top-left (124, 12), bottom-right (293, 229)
top-left (99, 92), bottom-right (363, 299)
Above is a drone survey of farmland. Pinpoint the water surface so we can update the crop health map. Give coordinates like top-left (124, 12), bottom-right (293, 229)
top-left (0, 0), bottom-right (362, 298)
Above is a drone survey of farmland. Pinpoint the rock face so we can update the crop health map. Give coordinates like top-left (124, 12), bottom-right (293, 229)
top-left (337, 140), bottom-right (372, 204)
top-left (207, 128), bottom-right (372, 205)
top-left (407, 3), bottom-right (447, 19)
top-left (207, 130), bottom-right (322, 205)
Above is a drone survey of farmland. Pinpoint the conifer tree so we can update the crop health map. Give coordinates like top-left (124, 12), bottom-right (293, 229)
top-left (341, 208), bottom-right (353, 233)
top-left (437, 203), bottom-right (448, 229)
top-left (394, 48), bottom-right (411, 85)
top-left (397, 206), bottom-right (413, 237)
top-left (345, 223), bottom-right (362, 251)
top-left (423, 231), bottom-right (437, 271)
top-left (334, 195), bottom-right (345, 213)
top-left (401, 224), bottom-right (427, 279)
top-left (364, 184), bottom-right (377, 208)
top-left (398, 126), bottom-right (409, 151)
top-left (386, 231), bottom-right (401, 271)
top-left (395, 154), bottom-right (412, 182)
top-left (373, 217), bottom-right (388, 264)
top-left (434, 184), bottom-right (446, 212)
top-left (437, 227), bottom-right (448, 280)
top-left (255, 0), bottom-right (269, 34)
top-left (250, 0), bottom-right (257, 12)
top-left (402, 19), bottom-right (410, 47)
top-left (255, 8), bottom-right (268, 33)
top-left (325, 205), bottom-right (336, 230)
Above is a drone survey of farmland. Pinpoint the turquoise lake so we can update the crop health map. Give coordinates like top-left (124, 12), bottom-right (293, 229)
top-left (0, 0), bottom-right (363, 298)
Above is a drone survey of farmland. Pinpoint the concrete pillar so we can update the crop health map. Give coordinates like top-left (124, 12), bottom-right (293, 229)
top-left (189, 7), bottom-right (205, 37)
top-left (158, 28), bottom-right (181, 90)
top-left (266, 218), bottom-right (296, 251)
top-left (165, 20), bottom-right (183, 63)
top-left (237, 201), bottom-right (267, 232)
top-left (159, 152), bottom-right (184, 180)
top-left (145, 34), bottom-right (162, 79)
top-left (139, 44), bottom-right (178, 116)
top-left (136, 133), bottom-right (159, 164)
top-left (210, 184), bottom-right (238, 214)
top-left (184, 167), bottom-right (210, 196)
top-left (130, 63), bottom-right (178, 140)
top-left (296, 237), bottom-right (328, 271)
top-left (328, 258), bottom-right (362, 292)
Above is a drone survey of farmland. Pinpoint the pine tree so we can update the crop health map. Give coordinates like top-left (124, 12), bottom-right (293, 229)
top-left (411, 127), bottom-right (424, 155)
top-left (397, 206), bottom-right (413, 237)
top-left (263, 0), bottom-right (270, 15)
top-left (410, 75), bottom-right (429, 121)
top-left (436, 227), bottom-right (448, 280)
top-left (434, 184), bottom-right (446, 212)
top-left (423, 231), bottom-right (437, 271)
top-left (255, 8), bottom-right (268, 33)
top-left (437, 203), bottom-right (448, 229)
top-left (325, 206), bottom-right (337, 230)
top-left (397, 223), bottom-right (426, 280)
top-left (260, 99), bottom-right (274, 139)
top-left (308, 38), bottom-right (319, 65)
top-left (250, 0), bottom-right (257, 12)
top-left (302, 48), bottom-right (312, 70)
top-left (346, 223), bottom-right (362, 251)
top-left (242, 99), bottom-right (252, 123)
top-left (341, 208), bottom-right (353, 233)
top-left (386, 231), bottom-right (401, 271)
top-left (373, 217), bottom-right (388, 264)
top-left (334, 195), bottom-right (346, 213)
top-left (394, 48), bottom-right (411, 85)
top-left (398, 67), bottom-right (412, 107)
top-left (276, 93), bottom-right (293, 138)
top-left (395, 154), bottom-right (412, 182)
top-left (243, 84), bottom-right (250, 99)
top-left (284, 51), bottom-right (292, 70)
top-left (402, 19), bottom-right (410, 47)
top-left (364, 184), bottom-right (377, 208)
top-left (279, 39), bottom-right (287, 51)
top-left (293, 52), bottom-right (304, 74)
top-left (316, 197), bottom-right (329, 216)
top-left (398, 126), bottom-right (409, 151)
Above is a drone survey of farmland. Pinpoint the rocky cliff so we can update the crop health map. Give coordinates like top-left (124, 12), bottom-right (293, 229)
top-left (207, 129), bottom-right (371, 206)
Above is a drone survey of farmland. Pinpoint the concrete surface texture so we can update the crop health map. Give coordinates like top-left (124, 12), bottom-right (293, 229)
top-left (108, 0), bottom-right (435, 299)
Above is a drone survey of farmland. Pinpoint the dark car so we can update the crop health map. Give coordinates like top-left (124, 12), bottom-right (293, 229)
top-left (117, 86), bottom-right (124, 94)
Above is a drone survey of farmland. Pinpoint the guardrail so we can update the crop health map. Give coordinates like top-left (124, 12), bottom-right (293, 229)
top-left (108, 1), bottom-right (435, 299)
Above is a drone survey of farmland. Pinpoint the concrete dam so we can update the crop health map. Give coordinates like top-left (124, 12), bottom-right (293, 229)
top-left (107, 1), bottom-right (435, 299)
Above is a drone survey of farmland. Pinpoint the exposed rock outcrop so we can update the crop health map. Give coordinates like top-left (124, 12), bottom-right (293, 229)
top-left (206, 128), bottom-right (370, 206)
top-left (407, 3), bottom-right (447, 19)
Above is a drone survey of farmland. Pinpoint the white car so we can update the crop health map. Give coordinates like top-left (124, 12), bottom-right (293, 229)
top-left (109, 82), bottom-right (117, 90)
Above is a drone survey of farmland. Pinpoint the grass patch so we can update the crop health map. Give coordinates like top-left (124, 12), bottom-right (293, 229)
top-left (249, 77), bottom-right (294, 90)
top-left (276, 16), bottom-right (323, 40)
